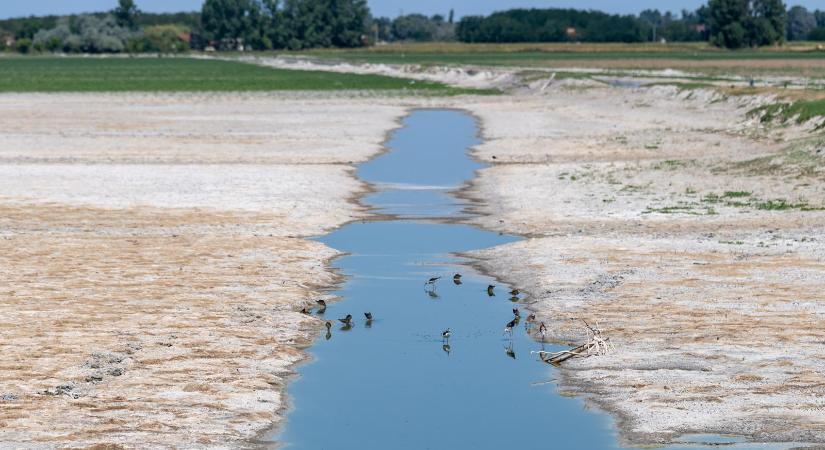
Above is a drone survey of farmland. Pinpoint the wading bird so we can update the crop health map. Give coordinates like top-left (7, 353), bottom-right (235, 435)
top-left (487, 285), bottom-right (496, 296)
top-left (425, 276), bottom-right (441, 287)
top-left (364, 312), bottom-right (373, 321)
top-left (442, 328), bottom-right (451, 342)
top-left (316, 299), bottom-right (327, 308)
top-left (339, 314), bottom-right (353, 326)
top-left (526, 313), bottom-right (536, 323)
top-left (512, 308), bottom-right (520, 318)
top-left (538, 322), bottom-right (547, 340)
top-left (300, 308), bottom-right (310, 315)
top-left (453, 273), bottom-right (462, 285)
top-left (504, 319), bottom-right (517, 336)
top-left (442, 344), bottom-right (451, 356)
top-left (325, 321), bottom-right (332, 340)
top-left (509, 288), bottom-right (520, 296)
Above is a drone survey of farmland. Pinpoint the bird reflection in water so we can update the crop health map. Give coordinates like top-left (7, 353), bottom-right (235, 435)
top-left (505, 342), bottom-right (516, 360)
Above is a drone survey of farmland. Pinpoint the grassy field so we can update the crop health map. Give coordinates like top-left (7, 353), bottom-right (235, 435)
top-left (297, 42), bottom-right (825, 78)
top-left (0, 56), bottom-right (475, 93)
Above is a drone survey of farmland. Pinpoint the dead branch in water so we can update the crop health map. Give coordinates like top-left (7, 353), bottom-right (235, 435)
top-left (532, 319), bottom-right (614, 365)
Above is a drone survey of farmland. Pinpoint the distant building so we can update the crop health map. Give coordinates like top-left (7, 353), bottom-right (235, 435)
top-left (177, 32), bottom-right (191, 44)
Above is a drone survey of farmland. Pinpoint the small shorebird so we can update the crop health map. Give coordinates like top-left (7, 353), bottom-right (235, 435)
top-left (441, 328), bottom-right (451, 341)
top-left (526, 313), bottom-right (536, 322)
top-left (325, 321), bottom-right (332, 331)
top-left (364, 312), bottom-right (373, 321)
top-left (487, 285), bottom-right (496, 296)
top-left (538, 322), bottom-right (547, 340)
top-left (512, 308), bottom-right (520, 318)
top-left (509, 288), bottom-right (520, 296)
top-left (338, 314), bottom-right (353, 326)
top-left (425, 276), bottom-right (441, 287)
top-left (324, 321), bottom-right (332, 340)
top-left (316, 299), bottom-right (327, 308)
top-left (300, 308), bottom-right (310, 315)
top-left (504, 319), bottom-right (517, 336)
top-left (453, 273), bottom-right (462, 285)
top-left (442, 344), bottom-right (451, 356)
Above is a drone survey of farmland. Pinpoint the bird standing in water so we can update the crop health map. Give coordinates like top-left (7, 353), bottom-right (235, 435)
top-left (316, 299), bottom-right (327, 308)
top-left (453, 273), bottom-right (462, 285)
top-left (509, 288), bottom-right (520, 296)
top-left (324, 321), bottom-right (332, 340)
top-left (425, 276), bottom-right (441, 287)
top-left (339, 314), bottom-right (353, 326)
top-left (512, 308), bottom-right (520, 318)
top-left (538, 322), bottom-right (547, 340)
top-left (442, 344), bottom-right (451, 356)
top-left (442, 328), bottom-right (451, 342)
top-left (504, 319), bottom-right (517, 336)
top-left (487, 285), bottom-right (496, 296)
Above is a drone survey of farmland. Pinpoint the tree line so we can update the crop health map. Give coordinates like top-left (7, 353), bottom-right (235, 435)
top-left (455, 2), bottom-right (824, 47)
top-left (1, 0), bottom-right (824, 54)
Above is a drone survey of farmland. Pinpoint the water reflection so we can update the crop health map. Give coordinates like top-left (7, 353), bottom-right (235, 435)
top-left (272, 110), bottom-right (789, 450)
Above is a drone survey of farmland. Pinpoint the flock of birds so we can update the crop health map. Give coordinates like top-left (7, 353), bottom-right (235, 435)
top-left (303, 272), bottom-right (548, 347)
top-left (440, 275), bottom-right (547, 345)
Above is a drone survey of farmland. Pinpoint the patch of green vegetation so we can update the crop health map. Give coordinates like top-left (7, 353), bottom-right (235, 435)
top-left (723, 190), bottom-right (752, 198)
top-left (748, 99), bottom-right (825, 130)
top-left (643, 204), bottom-right (714, 215)
top-left (647, 81), bottom-right (715, 91)
top-left (719, 240), bottom-right (745, 245)
top-left (756, 199), bottom-right (825, 211)
top-left (0, 57), bottom-right (486, 94)
top-left (702, 193), bottom-right (722, 203)
top-left (723, 148), bottom-right (824, 177)
top-left (652, 159), bottom-right (693, 170)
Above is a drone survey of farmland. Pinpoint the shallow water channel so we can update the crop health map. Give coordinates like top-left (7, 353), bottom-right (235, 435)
top-left (271, 110), bottom-right (789, 450)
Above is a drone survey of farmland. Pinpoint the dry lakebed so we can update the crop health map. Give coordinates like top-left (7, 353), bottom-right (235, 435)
top-left (1, 70), bottom-right (825, 448)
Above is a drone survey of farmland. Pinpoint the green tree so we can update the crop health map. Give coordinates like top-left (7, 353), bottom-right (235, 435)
top-left (329, 0), bottom-right (369, 47)
top-left (816, 10), bottom-right (825, 27)
top-left (749, 0), bottom-right (785, 45)
top-left (786, 6), bottom-right (815, 41)
top-left (15, 38), bottom-right (32, 53)
top-left (392, 14), bottom-right (437, 41)
top-left (114, 0), bottom-right (140, 30)
top-left (283, 0), bottom-right (332, 49)
top-left (708, 0), bottom-right (785, 48)
top-left (709, 0), bottom-right (748, 48)
top-left (201, 0), bottom-right (265, 50)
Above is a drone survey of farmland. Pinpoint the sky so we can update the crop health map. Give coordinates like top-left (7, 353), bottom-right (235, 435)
top-left (0, 0), bottom-right (821, 20)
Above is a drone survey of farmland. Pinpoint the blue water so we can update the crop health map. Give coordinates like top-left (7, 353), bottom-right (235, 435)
top-left (270, 109), bottom-right (794, 450)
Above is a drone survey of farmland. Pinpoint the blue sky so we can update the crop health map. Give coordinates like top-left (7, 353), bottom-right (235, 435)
top-left (0, 0), bottom-right (821, 20)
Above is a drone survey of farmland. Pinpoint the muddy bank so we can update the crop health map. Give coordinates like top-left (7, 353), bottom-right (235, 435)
top-left (0, 92), bottom-right (418, 448)
top-left (463, 84), bottom-right (825, 445)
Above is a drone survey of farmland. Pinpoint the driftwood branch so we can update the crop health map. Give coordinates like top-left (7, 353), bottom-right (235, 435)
top-left (533, 320), bottom-right (614, 365)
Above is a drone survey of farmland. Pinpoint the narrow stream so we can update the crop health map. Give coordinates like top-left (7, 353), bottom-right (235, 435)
top-left (270, 109), bottom-right (788, 450)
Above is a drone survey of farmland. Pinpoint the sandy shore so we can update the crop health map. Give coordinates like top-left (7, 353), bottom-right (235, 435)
top-left (462, 84), bottom-right (825, 445)
top-left (0, 92), bottom-right (418, 448)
